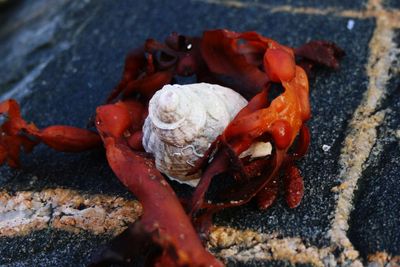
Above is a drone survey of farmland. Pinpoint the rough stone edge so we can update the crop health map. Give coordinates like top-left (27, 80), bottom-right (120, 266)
top-left (208, 226), bottom-right (334, 267)
top-left (0, 188), bottom-right (142, 237)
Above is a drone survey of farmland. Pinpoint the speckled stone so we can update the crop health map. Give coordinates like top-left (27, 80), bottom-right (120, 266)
top-left (383, 0), bottom-right (400, 9)
top-left (238, 0), bottom-right (368, 10)
top-left (0, 229), bottom-right (109, 266)
top-left (0, 0), bottom-right (397, 266)
top-left (348, 29), bottom-right (400, 258)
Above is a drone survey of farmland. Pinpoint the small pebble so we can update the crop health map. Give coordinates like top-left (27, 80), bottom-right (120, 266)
top-left (347, 19), bottom-right (355, 30)
top-left (322, 144), bottom-right (331, 152)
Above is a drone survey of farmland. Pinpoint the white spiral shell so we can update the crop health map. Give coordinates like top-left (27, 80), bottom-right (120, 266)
top-left (142, 83), bottom-right (248, 186)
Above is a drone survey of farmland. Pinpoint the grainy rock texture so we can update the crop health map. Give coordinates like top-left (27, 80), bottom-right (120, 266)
top-left (0, 0), bottom-right (399, 266)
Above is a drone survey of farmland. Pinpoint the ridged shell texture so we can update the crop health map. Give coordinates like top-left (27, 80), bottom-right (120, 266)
top-left (142, 83), bottom-right (248, 185)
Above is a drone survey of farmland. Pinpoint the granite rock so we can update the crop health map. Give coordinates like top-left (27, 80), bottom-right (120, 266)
top-left (0, 0), bottom-right (399, 266)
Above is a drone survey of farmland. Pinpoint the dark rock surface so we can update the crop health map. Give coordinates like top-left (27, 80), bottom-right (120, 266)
top-left (0, 0), bottom-right (399, 266)
top-left (348, 29), bottom-right (400, 258)
top-left (0, 230), bottom-right (107, 266)
top-left (239, 0), bottom-right (367, 9)
top-left (383, 0), bottom-right (400, 9)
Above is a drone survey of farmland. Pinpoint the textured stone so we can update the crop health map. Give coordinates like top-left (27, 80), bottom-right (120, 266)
top-left (348, 29), bottom-right (400, 258)
top-left (236, 0), bottom-right (368, 9)
top-left (0, 0), bottom-right (398, 266)
top-left (383, 0), bottom-right (400, 9)
top-left (0, 229), bottom-right (108, 266)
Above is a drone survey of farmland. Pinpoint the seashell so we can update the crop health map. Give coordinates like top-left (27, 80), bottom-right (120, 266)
top-left (142, 83), bottom-right (248, 186)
